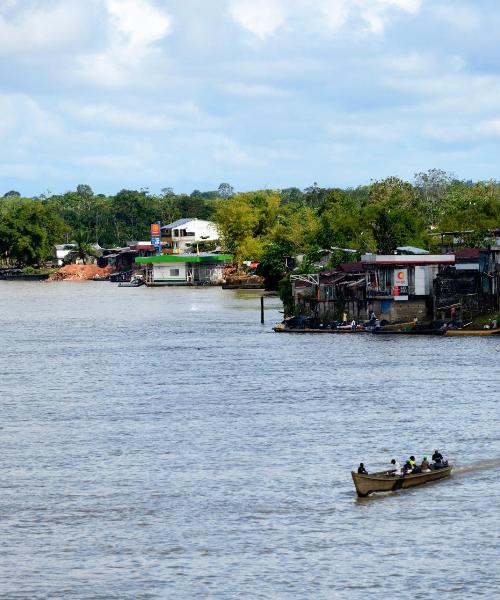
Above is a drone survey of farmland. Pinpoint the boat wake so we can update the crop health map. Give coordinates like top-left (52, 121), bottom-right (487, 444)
top-left (453, 458), bottom-right (500, 475)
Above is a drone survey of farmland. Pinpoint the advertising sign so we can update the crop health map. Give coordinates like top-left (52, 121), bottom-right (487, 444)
top-left (394, 268), bottom-right (408, 301)
top-left (150, 222), bottom-right (162, 254)
top-left (394, 269), bottom-right (408, 286)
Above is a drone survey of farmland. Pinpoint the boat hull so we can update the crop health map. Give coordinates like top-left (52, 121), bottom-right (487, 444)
top-left (352, 466), bottom-right (452, 497)
top-left (444, 329), bottom-right (500, 336)
top-left (273, 326), bottom-right (364, 334)
top-left (372, 329), bottom-right (445, 335)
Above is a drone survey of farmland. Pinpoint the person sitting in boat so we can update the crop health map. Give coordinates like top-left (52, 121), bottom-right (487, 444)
top-left (420, 456), bottom-right (431, 472)
top-left (432, 449), bottom-right (443, 462)
top-left (402, 460), bottom-right (413, 476)
top-left (409, 455), bottom-right (417, 469)
top-left (351, 319), bottom-right (357, 331)
top-left (387, 459), bottom-right (401, 476)
top-left (357, 463), bottom-right (368, 474)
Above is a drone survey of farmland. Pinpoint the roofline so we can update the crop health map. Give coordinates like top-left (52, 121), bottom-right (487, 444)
top-left (361, 254), bottom-right (455, 265)
top-left (135, 254), bottom-right (232, 264)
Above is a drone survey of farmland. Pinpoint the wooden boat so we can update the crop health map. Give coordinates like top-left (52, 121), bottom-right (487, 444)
top-left (351, 465), bottom-right (452, 497)
top-left (372, 328), bottom-right (445, 335)
top-left (273, 324), bottom-right (364, 333)
top-left (444, 328), bottom-right (500, 336)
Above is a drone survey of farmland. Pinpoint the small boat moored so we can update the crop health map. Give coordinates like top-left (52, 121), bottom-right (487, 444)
top-left (352, 465), bottom-right (452, 497)
top-left (444, 328), bottom-right (500, 336)
top-left (118, 276), bottom-right (145, 287)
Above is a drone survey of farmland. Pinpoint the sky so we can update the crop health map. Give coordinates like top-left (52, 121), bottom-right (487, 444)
top-left (1, 0), bottom-right (499, 196)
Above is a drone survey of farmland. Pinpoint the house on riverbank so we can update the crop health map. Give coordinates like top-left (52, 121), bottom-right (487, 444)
top-left (135, 253), bottom-right (232, 285)
top-left (290, 244), bottom-right (500, 324)
top-left (361, 252), bottom-right (455, 322)
top-left (161, 219), bottom-right (219, 254)
top-left (291, 252), bottom-right (456, 323)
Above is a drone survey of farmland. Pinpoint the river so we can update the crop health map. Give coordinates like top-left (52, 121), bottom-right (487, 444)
top-left (0, 281), bottom-right (499, 599)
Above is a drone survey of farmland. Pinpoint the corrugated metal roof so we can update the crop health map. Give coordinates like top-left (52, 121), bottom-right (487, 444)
top-left (396, 246), bottom-right (429, 255)
top-left (136, 253), bottom-right (232, 264)
top-left (162, 218), bottom-right (197, 229)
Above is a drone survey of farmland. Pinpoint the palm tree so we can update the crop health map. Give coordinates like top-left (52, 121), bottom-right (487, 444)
top-left (70, 229), bottom-right (97, 264)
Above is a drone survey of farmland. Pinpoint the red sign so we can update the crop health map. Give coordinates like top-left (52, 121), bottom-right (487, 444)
top-left (150, 223), bottom-right (161, 236)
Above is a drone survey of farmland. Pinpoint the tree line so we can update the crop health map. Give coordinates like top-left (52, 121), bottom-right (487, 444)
top-left (1, 171), bottom-right (499, 282)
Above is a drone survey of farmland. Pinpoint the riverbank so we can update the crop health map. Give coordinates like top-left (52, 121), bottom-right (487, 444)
top-left (48, 264), bottom-right (112, 281)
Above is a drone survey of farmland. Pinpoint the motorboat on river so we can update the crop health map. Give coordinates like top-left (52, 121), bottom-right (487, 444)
top-left (352, 464), bottom-right (452, 497)
top-left (118, 276), bottom-right (144, 287)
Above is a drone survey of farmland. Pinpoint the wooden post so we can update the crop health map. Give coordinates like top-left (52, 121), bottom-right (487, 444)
top-left (260, 296), bottom-right (265, 324)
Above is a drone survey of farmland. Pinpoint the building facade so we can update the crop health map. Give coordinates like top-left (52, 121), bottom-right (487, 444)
top-left (161, 219), bottom-right (219, 254)
top-left (135, 253), bottom-right (232, 286)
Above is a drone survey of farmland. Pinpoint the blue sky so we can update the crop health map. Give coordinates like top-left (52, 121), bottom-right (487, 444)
top-left (1, 0), bottom-right (499, 196)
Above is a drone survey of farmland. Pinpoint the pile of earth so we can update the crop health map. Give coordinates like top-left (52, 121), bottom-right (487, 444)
top-left (49, 264), bottom-right (112, 281)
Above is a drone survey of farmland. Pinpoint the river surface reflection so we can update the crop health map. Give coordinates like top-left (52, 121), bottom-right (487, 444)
top-left (1, 282), bottom-right (499, 599)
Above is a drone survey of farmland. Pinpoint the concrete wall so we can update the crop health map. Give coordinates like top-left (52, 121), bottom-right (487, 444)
top-left (153, 263), bottom-right (186, 283)
top-left (370, 298), bottom-right (429, 322)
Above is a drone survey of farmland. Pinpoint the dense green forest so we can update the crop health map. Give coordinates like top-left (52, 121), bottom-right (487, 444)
top-left (1, 171), bottom-right (499, 280)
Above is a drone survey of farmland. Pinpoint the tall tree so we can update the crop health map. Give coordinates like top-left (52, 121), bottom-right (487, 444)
top-left (0, 198), bottom-right (66, 264)
top-left (217, 183), bottom-right (234, 199)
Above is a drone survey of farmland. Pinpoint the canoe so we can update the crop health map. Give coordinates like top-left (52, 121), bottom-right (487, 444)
top-left (444, 329), bottom-right (500, 336)
top-left (351, 465), bottom-right (452, 497)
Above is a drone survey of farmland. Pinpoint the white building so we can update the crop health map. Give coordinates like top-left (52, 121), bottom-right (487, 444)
top-left (136, 253), bottom-right (232, 285)
top-left (161, 218), bottom-right (219, 254)
top-left (53, 244), bottom-right (76, 266)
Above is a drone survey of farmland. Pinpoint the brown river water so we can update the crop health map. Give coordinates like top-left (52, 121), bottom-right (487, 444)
top-left (0, 282), bottom-right (499, 599)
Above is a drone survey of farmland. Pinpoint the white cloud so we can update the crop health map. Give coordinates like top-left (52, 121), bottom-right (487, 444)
top-left (228, 0), bottom-right (422, 38)
top-left (228, 0), bottom-right (285, 39)
top-left (0, 1), bottom-right (91, 55)
top-left (63, 100), bottom-right (220, 132)
top-left (78, 0), bottom-right (171, 86)
top-left (106, 0), bottom-right (171, 49)
top-left (318, 0), bottom-right (349, 33)
top-left (356, 0), bottom-right (422, 34)
top-left (0, 93), bottom-right (60, 139)
top-left (67, 104), bottom-right (174, 131)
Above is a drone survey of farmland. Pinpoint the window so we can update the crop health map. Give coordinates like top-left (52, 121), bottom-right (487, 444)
top-left (170, 268), bottom-right (180, 277)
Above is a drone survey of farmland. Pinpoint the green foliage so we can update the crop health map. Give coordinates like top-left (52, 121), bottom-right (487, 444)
top-left (1, 172), bottom-right (497, 272)
top-left (70, 229), bottom-right (98, 264)
top-left (278, 276), bottom-right (292, 312)
top-left (0, 197), bottom-right (67, 265)
top-left (217, 183), bottom-right (234, 199)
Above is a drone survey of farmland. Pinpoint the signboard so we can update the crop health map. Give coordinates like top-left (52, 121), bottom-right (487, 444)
top-left (394, 269), bottom-right (408, 286)
top-left (394, 268), bottom-right (408, 301)
top-left (150, 222), bottom-right (162, 255)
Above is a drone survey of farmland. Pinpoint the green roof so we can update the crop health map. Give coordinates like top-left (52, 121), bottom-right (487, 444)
top-left (135, 253), bottom-right (233, 264)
